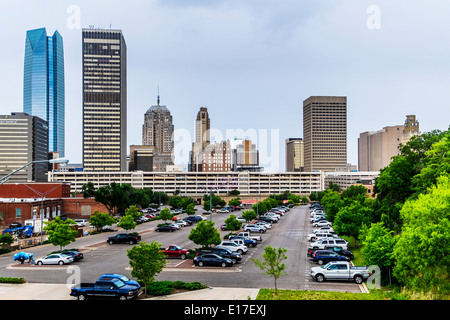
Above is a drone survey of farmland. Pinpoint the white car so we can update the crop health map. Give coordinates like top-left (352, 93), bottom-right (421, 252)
top-left (307, 232), bottom-right (339, 242)
top-left (243, 224), bottom-right (266, 233)
top-left (168, 223), bottom-right (181, 229)
top-left (308, 238), bottom-right (349, 250)
top-left (74, 219), bottom-right (87, 227)
top-left (174, 220), bottom-right (188, 227)
top-left (217, 209), bottom-right (229, 213)
top-left (313, 220), bottom-right (333, 227)
top-left (314, 226), bottom-right (334, 233)
top-left (35, 253), bottom-right (74, 265)
top-left (255, 221), bottom-right (271, 229)
top-left (216, 241), bottom-right (248, 254)
top-left (263, 213), bottom-right (280, 221)
top-left (137, 216), bottom-right (150, 222)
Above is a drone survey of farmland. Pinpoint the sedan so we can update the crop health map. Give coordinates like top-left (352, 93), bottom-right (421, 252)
top-left (255, 221), bottom-right (272, 229)
top-left (61, 250), bottom-right (84, 262)
top-left (313, 220), bottom-right (333, 227)
top-left (193, 254), bottom-right (233, 268)
top-left (217, 209), bottom-right (229, 213)
top-left (155, 225), bottom-right (178, 232)
top-left (35, 254), bottom-right (74, 265)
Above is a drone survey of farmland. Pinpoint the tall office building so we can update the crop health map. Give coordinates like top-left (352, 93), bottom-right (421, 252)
top-left (358, 115), bottom-right (420, 171)
top-left (0, 113), bottom-right (48, 182)
top-left (82, 28), bottom-right (127, 172)
top-left (285, 138), bottom-right (304, 172)
top-left (303, 96), bottom-right (347, 172)
top-left (23, 28), bottom-right (65, 157)
top-left (189, 107), bottom-right (211, 171)
top-left (232, 139), bottom-right (261, 172)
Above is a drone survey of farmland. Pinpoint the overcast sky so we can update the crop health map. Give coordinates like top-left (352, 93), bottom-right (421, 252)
top-left (1, 0), bottom-right (449, 172)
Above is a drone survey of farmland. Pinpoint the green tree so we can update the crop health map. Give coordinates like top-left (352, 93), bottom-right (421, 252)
top-left (185, 203), bottom-right (196, 215)
top-left (251, 246), bottom-right (288, 295)
top-left (127, 241), bottom-right (167, 297)
top-left (242, 210), bottom-right (257, 223)
top-left (188, 220), bottom-right (221, 248)
top-left (252, 202), bottom-right (267, 215)
top-left (333, 201), bottom-right (374, 239)
top-left (228, 198), bottom-right (242, 207)
top-left (89, 211), bottom-right (117, 232)
top-left (359, 222), bottom-right (398, 286)
top-left (158, 207), bottom-right (173, 224)
top-left (320, 190), bottom-right (343, 223)
top-left (169, 196), bottom-right (183, 209)
top-left (224, 214), bottom-right (243, 232)
top-left (0, 234), bottom-right (14, 247)
top-left (44, 216), bottom-right (78, 252)
top-left (117, 214), bottom-right (137, 232)
top-left (392, 175), bottom-right (450, 293)
top-left (125, 205), bottom-right (141, 220)
top-left (81, 181), bottom-right (96, 198)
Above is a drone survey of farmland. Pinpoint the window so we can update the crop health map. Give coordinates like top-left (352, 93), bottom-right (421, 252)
top-left (15, 208), bottom-right (21, 218)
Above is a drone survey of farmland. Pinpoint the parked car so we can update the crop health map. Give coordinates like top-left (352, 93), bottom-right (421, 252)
top-left (255, 221), bottom-right (271, 229)
top-left (237, 231), bottom-right (262, 243)
top-left (312, 220), bottom-right (333, 227)
top-left (98, 274), bottom-right (140, 288)
top-left (174, 220), bottom-right (188, 227)
top-left (308, 238), bottom-right (349, 250)
top-left (311, 250), bottom-right (351, 265)
top-left (107, 233), bottom-right (141, 245)
top-left (35, 253), bottom-right (73, 265)
top-left (74, 219), bottom-right (87, 227)
top-left (182, 218), bottom-right (194, 226)
top-left (197, 247), bottom-right (242, 264)
top-left (70, 278), bottom-right (140, 300)
top-left (61, 250), bottom-right (84, 262)
top-left (258, 216), bottom-right (277, 224)
top-left (236, 216), bottom-right (247, 222)
top-left (307, 232), bottom-right (339, 242)
top-left (155, 225), bottom-right (178, 232)
top-left (243, 224), bottom-right (266, 233)
top-left (263, 213), bottom-right (280, 221)
top-left (184, 215), bottom-right (205, 223)
top-left (217, 209), bottom-right (230, 213)
top-left (323, 246), bottom-right (354, 260)
top-left (309, 261), bottom-right (371, 284)
top-left (216, 241), bottom-right (248, 254)
top-left (229, 236), bottom-right (257, 247)
top-left (193, 254), bottom-right (233, 268)
top-left (162, 245), bottom-right (190, 259)
top-left (137, 216), bottom-right (150, 223)
top-left (168, 223), bottom-right (181, 229)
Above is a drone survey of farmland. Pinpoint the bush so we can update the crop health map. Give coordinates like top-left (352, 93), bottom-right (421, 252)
top-left (0, 277), bottom-right (26, 284)
top-left (0, 248), bottom-right (11, 255)
top-left (146, 280), bottom-right (208, 295)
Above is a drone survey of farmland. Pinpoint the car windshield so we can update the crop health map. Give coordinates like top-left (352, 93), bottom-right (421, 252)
top-left (113, 280), bottom-right (125, 288)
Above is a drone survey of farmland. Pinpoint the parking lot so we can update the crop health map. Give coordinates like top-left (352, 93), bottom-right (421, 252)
top-left (0, 204), bottom-right (365, 295)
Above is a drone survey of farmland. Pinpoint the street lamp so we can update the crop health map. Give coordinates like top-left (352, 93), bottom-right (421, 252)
top-left (0, 158), bottom-right (69, 185)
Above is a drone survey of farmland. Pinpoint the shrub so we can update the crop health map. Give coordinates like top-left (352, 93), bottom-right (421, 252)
top-left (0, 277), bottom-right (26, 284)
top-left (145, 280), bottom-right (208, 295)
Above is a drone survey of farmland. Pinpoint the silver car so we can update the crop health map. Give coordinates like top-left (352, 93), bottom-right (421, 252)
top-left (35, 253), bottom-right (74, 265)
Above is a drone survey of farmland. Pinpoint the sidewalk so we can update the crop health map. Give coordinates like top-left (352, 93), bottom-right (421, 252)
top-left (0, 283), bottom-right (260, 300)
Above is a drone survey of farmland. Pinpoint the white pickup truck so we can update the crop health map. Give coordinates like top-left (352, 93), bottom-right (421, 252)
top-left (238, 231), bottom-right (262, 243)
top-left (309, 261), bottom-right (371, 284)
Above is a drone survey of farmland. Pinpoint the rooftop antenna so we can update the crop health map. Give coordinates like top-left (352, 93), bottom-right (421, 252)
top-left (157, 86), bottom-right (160, 105)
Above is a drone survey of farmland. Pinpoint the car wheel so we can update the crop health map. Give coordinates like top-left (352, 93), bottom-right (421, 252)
top-left (58, 260), bottom-right (64, 265)
top-left (129, 240), bottom-right (134, 245)
top-left (315, 274), bottom-right (325, 283)
top-left (77, 294), bottom-right (87, 301)
top-left (37, 261), bottom-right (43, 265)
top-left (259, 230), bottom-right (264, 233)
top-left (237, 249), bottom-right (243, 254)
top-left (354, 275), bottom-right (363, 284)
top-left (108, 240), bottom-right (113, 245)
top-left (180, 254), bottom-right (186, 260)
top-left (198, 261), bottom-right (204, 267)
top-left (318, 260), bottom-right (324, 265)
top-left (118, 295), bottom-right (127, 301)
top-left (232, 259), bottom-right (237, 264)
top-left (221, 262), bottom-right (227, 268)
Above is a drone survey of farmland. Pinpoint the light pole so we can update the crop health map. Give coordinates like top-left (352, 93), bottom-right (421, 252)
top-left (0, 158), bottom-right (69, 185)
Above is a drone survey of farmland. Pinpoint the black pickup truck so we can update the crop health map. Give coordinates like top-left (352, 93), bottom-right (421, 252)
top-left (107, 233), bottom-right (141, 245)
top-left (70, 279), bottom-right (140, 300)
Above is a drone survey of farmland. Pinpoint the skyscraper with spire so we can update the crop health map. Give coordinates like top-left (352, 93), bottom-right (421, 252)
top-left (189, 107), bottom-right (211, 171)
top-left (23, 27), bottom-right (65, 157)
top-left (142, 93), bottom-right (174, 171)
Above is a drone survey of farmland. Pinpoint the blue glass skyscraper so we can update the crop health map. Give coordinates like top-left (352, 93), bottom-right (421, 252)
top-left (23, 28), bottom-right (65, 157)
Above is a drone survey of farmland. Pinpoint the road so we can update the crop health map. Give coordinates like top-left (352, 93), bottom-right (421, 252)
top-left (0, 205), bottom-right (364, 294)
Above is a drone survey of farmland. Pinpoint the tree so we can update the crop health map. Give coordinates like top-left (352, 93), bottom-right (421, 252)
top-left (359, 222), bottom-right (398, 286)
top-left (229, 189), bottom-right (240, 196)
top-left (117, 214), bottom-right (137, 232)
top-left (125, 205), bottom-right (141, 221)
top-left (169, 196), bottom-right (183, 209)
top-left (392, 175), bottom-right (450, 293)
top-left (252, 202), bottom-right (267, 215)
top-left (0, 234), bottom-right (14, 247)
top-left (228, 198), bottom-right (242, 207)
top-left (89, 211), bottom-right (117, 232)
top-left (44, 216), bottom-right (78, 252)
top-left (185, 203), bottom-right (196, 215)
top-left (251, 246), bottom-right (288, 294)
top-left (224, 214), bottom-right (242, 233)
top-left (81, 181), bottom-right (96, 198)
top-left (127, 241), bottom-right (167, 297)
top-left (188, 220), bottom-right (221, 248)
top-left (158, 208), bottom-right (173, 224)
top-left (320, 190), bottom-right (343, 223)
top-left (242, 210), bottom-right (257, 223)
top-left (333, 201), bottom-right (374, 239)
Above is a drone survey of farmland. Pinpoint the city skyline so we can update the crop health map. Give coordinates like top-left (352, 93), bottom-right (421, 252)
top-left (1, 1), bottom-right (449, 172)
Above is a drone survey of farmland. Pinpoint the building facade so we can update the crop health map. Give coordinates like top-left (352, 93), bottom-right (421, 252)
top-left (82, 28), bottom-right (127, 172)
top-left (0, 113), bottom-right (48, 182)
top-left (23, 28), bottom-right (65, 157)
top-left (285, 138), bottom-right (304, 172)
top-left (303, 96), bottom-right (347, 172)
top-left (142, 95), bottom-right (174, 171)
top-left (190, 107), bottom-right (211, 171)
top-left (358, 115), bottom-right (420, 171)
top-left (232, 139), bottom-right (262, 172)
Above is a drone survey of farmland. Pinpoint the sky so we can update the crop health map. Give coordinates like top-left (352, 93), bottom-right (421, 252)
top-left (0, 0), bottom-right (449, 172)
